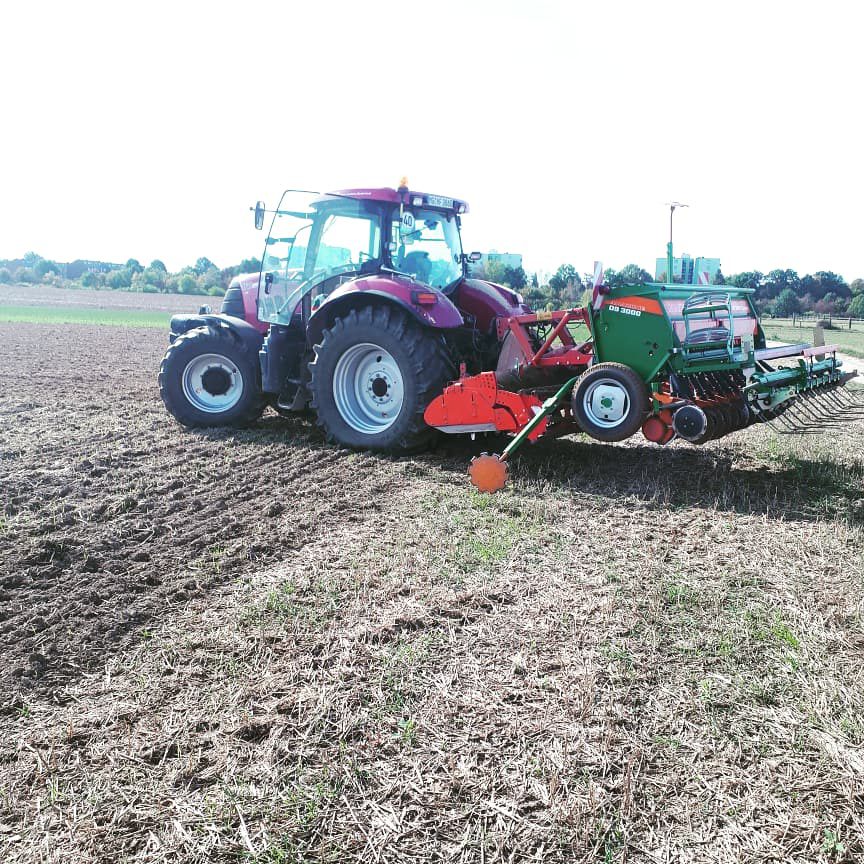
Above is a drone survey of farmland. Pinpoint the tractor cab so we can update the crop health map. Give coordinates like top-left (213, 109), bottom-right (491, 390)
top-left (256, 186), bottom-right (470, 329)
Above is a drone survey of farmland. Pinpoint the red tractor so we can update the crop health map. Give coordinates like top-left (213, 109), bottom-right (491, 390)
top-left (159, 183), bottom-right (531, 451)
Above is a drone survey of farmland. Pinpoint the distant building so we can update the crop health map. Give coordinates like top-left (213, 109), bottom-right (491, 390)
top-left (480, 250), bottom-right (523, 271)
top-left (65, 259), bottom-right (123, 279)
top-left (655, 253), bottom-right (721, 285)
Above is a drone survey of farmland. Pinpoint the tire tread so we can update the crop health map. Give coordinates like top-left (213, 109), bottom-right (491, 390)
top-left (309, 306), bottom-right (452, 452)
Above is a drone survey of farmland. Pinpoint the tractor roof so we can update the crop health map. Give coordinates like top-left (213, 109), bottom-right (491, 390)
top-left (320, 187), bottom-right (469, 214)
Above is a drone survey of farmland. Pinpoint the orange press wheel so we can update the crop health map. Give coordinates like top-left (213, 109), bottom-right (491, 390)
top-left (468, 453), bottom-right (508, 493)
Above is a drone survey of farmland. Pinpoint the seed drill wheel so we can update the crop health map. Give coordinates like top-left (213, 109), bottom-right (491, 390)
top-left (469, 453), bottom-right (508, 493)
top-left (572, 362), bottom-right (650, 442)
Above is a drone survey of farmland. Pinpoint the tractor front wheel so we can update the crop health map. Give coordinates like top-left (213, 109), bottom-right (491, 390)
top-left (159, 326), bottom-right (264, 427)
top-left (572, 362), bottom-right (650, 442)
top-left (309, 306), bottom-right (451, 452)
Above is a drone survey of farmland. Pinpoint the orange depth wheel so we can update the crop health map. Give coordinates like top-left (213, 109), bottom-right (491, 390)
top-left (468, 453), bottom-right (508, 493)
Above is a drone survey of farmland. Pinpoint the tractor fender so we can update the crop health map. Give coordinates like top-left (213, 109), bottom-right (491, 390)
top-left (455, 278), bottom-right (532, 336)
top-left (307, 274), bottom-right (463, 346)
top-left (168, 313), bottom-right (264, 357)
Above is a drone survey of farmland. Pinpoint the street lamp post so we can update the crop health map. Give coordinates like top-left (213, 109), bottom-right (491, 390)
top-left (665, 201), bottom-right (688, 284)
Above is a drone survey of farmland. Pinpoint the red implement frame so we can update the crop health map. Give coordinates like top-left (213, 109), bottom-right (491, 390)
top-left (424, 307), bottom-right (594, 439)
top-left (423, 371), bottom-right (548, 439)
top-left (496, 308), bottom-right (594, 370)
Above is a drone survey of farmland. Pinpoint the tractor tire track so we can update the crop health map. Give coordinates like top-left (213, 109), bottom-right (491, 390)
top-left (0, 324), bottom-right (392, 696)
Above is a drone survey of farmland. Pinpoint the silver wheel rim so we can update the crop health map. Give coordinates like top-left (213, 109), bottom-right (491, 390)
top-left (582, 378), bottom-right (630, 429)
top-left (332, 342), bottom-right (404, 434)
top-left (181, 353), bottom-right (243, 413)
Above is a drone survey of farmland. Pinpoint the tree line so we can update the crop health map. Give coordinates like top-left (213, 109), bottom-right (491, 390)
top-left (4, 252), bottom-right (863, 318)
top-left (478, 261), bottom-right (864, 318)
top-left (0, 252), bottom-right (260, 297)
top-left (722, 270), bottom-right (864, 318)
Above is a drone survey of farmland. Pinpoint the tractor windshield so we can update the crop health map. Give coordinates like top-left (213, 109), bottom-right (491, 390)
top-left (258, 191), bottom-right (382, 325)
top-left (394, 208), bottom-right (463, 290)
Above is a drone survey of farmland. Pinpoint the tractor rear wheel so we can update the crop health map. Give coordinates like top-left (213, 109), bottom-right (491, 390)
top-left (159, 326), bottom-right (264, 427)
top-left (572, 362), bottom-right (650, 442)
top-left (309, 306), bottom-right (451, 452)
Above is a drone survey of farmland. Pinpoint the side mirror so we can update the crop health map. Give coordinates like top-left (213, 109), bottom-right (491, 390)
top-left (468, 251), bottom-right (482, 263)
top-left (198, 304), bottom-right (212, 315)
top-left (253, 201), bottom-right (265, 230)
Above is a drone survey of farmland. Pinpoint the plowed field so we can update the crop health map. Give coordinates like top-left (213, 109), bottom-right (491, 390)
top-left (2, 320), bottom-right (863, 863)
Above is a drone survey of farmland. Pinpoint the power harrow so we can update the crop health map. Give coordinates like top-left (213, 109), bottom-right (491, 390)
top-left (424, 284), bottom-right (863, 492)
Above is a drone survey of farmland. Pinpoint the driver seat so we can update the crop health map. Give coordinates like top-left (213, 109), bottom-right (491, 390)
top-left (399, 250), bottom-right (432, 284)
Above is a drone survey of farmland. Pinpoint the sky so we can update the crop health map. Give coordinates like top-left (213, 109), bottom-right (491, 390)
top-left (1, 0), bottom-right (862, 280)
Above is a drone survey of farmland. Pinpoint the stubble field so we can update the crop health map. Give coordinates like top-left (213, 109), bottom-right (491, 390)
top-left (1, 313), bottom-right (863, 863)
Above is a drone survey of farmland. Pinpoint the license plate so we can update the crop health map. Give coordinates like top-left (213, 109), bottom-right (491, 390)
top-left (425, 195), bottom-right (454, 209)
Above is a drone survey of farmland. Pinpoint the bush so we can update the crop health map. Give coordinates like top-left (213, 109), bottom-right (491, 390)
top-left (177, 274), bottom-right (205, 295)
top-left (15, 267), bottom-right (35, 283)
top-left (774, 288), bottom-right (801, 317)
top-left (0, 268), bottom-right (12, 283)
top-left (107, 268), bottom-right (133, 290)
top-left (34, 260), bottom-right (59, 279)
top-left (207, 286), bottom-right (223, 297)
top-left (141, 266), bottom-right (166, 292)
top-left (201, 266), bottom-right (222, 291)
top-left (141, 284), bottom-right (160, 294)
top-left (79, 271), bottom-right (104, 288)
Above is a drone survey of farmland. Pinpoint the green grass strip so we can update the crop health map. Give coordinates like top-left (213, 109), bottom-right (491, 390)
top-left (760, 322), bottom-right (864, 359)
top-left (0, 305), bottom-right (170, 328)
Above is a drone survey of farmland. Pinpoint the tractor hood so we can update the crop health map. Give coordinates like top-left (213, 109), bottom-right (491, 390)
top-left (223, 270), bottom-right (266, 332)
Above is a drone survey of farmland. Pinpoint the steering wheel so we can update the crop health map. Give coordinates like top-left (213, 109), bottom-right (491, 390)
top-left (308, 263), bottom-right (359, 281)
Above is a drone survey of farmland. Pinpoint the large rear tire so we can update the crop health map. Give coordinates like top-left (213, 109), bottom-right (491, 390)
top-left (309, 306), bottom-right (451, 452)
top-left (572, 362), bottom-right (650, 442)
top-left (159, 326), bottom-right (265, 428)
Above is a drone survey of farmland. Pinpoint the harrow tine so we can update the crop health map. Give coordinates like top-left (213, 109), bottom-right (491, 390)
top-left (820, 387), bottom-right (864, 415)
top-left (784, 402), bottom-right (826, 431)
top-left (780, 398), bottom-right (833, 432)
top-left (800, 390), bottom-right (856, 422)
top-left (793, 396), bottom-right (834, 426)
top-left (751, 401), bottom-right (816, 435)
top-left (748, 401), bottom-right (781, 431)
top-left (834, 387), bottom-right (864, 408)
top-left (806, 388), bottom-right (864, 420)
top-left (790, 390), bottom-right (864, 430)
top-left (801, 391), bottom-right (848, 423)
